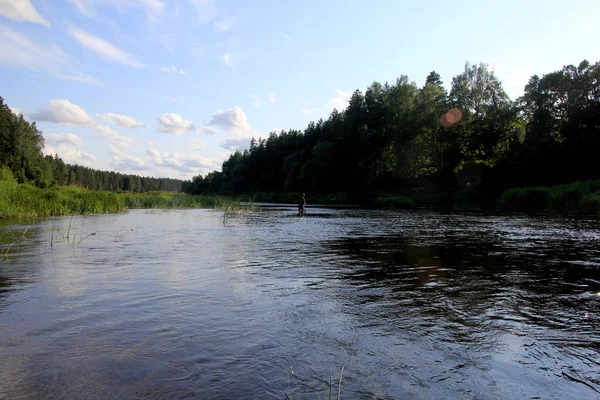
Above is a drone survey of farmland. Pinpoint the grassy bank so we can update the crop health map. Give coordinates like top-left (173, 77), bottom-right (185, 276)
top-left (498, 180), bottom-right (600, 215)
top-left (0, 181), bottom-right (247, 218)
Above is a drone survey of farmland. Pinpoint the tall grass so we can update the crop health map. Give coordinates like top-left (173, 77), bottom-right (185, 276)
top-left (498, 180), bottom-right (600, 215)
top-left (0, 181), bottom-right (250, 219)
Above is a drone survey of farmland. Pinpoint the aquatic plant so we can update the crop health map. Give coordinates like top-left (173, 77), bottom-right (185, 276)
top-left (0, 181), bottom-right (253, 219)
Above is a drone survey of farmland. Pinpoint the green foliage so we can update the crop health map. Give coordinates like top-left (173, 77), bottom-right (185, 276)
top-left (0, 181), bottom-right (249, 219)
top-left (0, 166), bottom-right (16, 182)
top-left (498, 181), bottom-right (600, 215)
top-left (179, 58), bottom-right (599, 215)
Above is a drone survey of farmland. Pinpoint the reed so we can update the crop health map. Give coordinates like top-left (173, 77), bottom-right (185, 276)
top-left (498, 180), bottom-right (600, 215)
top-left (0, 181), bottom-right (252, 219)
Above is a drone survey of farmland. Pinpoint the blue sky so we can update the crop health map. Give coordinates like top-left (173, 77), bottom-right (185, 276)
top-left (1, 0), bottom-right (599, 179)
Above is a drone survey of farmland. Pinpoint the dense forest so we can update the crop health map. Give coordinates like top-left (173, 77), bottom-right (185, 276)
top-left (2, 59), bottom-right (598, 205)
top-left (0, 97), bottom-right (183, 193)
top-left (183, 60), bottom-right (600, 205)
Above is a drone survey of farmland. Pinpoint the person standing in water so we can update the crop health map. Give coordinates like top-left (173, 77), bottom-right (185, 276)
top-left (298, 193), bottom-right (306, 216)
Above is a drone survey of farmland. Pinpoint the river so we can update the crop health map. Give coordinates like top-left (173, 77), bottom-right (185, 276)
top-left (0, 207), bottom-right (599, 399)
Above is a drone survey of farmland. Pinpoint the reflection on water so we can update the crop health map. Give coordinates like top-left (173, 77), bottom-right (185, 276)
top-left (0, 208), bottom-right (599, 399)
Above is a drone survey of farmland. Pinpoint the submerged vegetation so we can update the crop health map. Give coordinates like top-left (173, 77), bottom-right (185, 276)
top-left (0, 180), bottom-right (248, 219)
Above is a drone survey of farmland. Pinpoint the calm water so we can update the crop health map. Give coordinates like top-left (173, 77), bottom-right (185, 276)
top-left (1, 207), bottom-right (599, 399)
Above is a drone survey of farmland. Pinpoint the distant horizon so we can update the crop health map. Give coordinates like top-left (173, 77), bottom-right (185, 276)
top-left (2, 0), bottom-right (599, 180)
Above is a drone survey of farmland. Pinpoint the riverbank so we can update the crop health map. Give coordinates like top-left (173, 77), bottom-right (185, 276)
top-left (241, 180), bottom-right (600, 216)
top-left (0, 181), bottom-right (247, 218)
top-left (498, 180), bottom-right (600, 215)
top-left (240, 189), bottom-right (475, 210)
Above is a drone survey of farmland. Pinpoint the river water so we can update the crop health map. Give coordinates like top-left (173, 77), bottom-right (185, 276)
top-left (0, 207), bottom-right (599, 399)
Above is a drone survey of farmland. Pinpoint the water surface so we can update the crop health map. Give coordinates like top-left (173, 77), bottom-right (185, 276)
top-left (1, 208), bottom-right (599, 399)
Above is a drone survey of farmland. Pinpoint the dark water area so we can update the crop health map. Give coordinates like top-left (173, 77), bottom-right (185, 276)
top-left (0, 208), bottom-right (599, 399)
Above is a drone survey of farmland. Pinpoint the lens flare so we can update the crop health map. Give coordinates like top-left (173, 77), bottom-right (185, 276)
top-left (440, 108), bottom-right (463, 127)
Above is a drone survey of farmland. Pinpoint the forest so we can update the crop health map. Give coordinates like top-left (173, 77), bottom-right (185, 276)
top-left (182, 60), bottom-right (600, 207)
top-left (0, 97), bottom-right (183, 193)
top-left (2, 59), bottom-right (599, 210)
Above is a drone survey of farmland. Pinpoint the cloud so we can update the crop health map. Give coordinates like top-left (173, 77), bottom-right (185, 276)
top-left (110, 155), bottom-right (151, 171)
top-left (220, 137), bottom-right (251, 151)
top-left (327, 89), bottom-right (352, 111)
top-left (0, 25), bottom-right (98, 84)
top-left (68, 0), bottom-right (165, 19)
top-left (503, 66), bottom-right (533, 99)
top-left (190, 43), bottom-right (207, 58)
top-left (98, 112), bottom-right (144, 128)
top-left (187, 137), bottom-right (206, 151)
top-left (161, 65), bottom-right (185, 74)
top-left (94, 125), bottom-right (133, 153)
top-left (198, 125), bottom-right (218, 134)
top-left (188, 0), bottom-right (217, 23)
top-left (9, 106), bottom-right (22, 116)
top-left (302, 89), bottom-right (352, 116)
top-left (207, 106), bottom-right (254, 133)
top-left (221, 52), bottom-right (234, 66)
top-left (250, 94), bottom-right (261, 108)
top-left (214, 17), bottom-right (236, 33)
top-left (268, 92), bottom-right (276, 103)
top-left (70, 27), bottom-right (144, 68)
top-left (44, 133), bottom-right (97, 166)
top-left (301, 107), bottom-right (318, 115)
top-left (156, 113), bottom-right (196, 134)
top-left (0, 0), bottom-right (50, 28)
top-left (147, 147), bottom-right (215, 174)
top-left (30, 99), bottom-right (94, 125)
top-left (45, 132), bottom-right (83, 148)
top-left (284, 34), bottom-right (292, 41)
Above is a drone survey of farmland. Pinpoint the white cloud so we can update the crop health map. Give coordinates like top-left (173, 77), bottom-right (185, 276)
top-left (110, 155), bottom-right (151, 171)
top-left (268, 92), bottom-right (276, 103)
top-left (188, 0), bottom-right (217, 23)
top-left (94, 125), bottom-right (132, 152)
top-left (503, 66), bottom-right (533, 99)
top-left (187, 137), bottom-right (206, 151)
top-left (0, 0), bottom-right (50, 28)
top-left (302, 89), bottom-right (352, 116)
top-left (284, 34), bottom-right (293, 41)
top-left (98, 112), bottom-right (144, 128)
top-left (68, 0), bottom-right (165, 19)
top-left (70, 27), bottom-right (144, 68)
top-left (250, 94), bottom-right (261, 108)
top-left (198, 125), bottom-right (217, 135)
top-left (45, 133), bottom-right (83, 148)
top-left (44, 133), bottom-right (97, 166)
top-left (302, 107), bottom-right (318, 115)
top-left (0, 25), bottom-right (98, 84)
top-left (214, 17), bottom-right (236, 33)
top-left (156, 113), bottom-right (196, 134)
top-left (207, 106), bottom-right (254, 133)
top-left (190, 43), bottom-right (207, 58)
top-left (30, 99), bottom-right (94, 126)
top-left (147, 147), bottom-right (215, 174)
top-left (327, 89), bottom-right (352, 111)
top-left (161, 65), bottom-right (185, 74)
top-left (222, 52), bottom-right (234, 66)
top-left (220, 137), bottom-right (251, 151)
top-left (9, 106), bottom-right (22, 116)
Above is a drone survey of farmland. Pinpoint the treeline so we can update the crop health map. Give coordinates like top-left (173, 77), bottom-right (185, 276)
top-left (183, 60), bottom-right (600, 205)
top-left (0, 97), bottom-right (183, 193)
